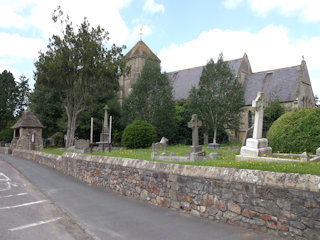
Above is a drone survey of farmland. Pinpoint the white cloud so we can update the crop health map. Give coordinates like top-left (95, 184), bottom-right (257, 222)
top-left (0, 33), bottom-right (46, 58)
top-left (222, 0), bottom-right (320, 22)
top-left (0, 0), bottom-right (132, 44)
top-left (222, 0), bottom-right (243, 9)
top-left (143, 0), bottom-right (165, 14)
top-left (158, 25), bottom-right (320, 97)
top-left (0, 0), bottom-right (135, 87)
top-left (248, 0), bottom-right (320, 22)
top-left (0, 6), bottom-right (26, 28)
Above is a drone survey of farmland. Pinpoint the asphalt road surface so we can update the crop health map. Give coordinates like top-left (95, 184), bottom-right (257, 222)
top-left (0, 154), bottom-right (282, 240)
top-left (0, 156), bottom-right (92, 240)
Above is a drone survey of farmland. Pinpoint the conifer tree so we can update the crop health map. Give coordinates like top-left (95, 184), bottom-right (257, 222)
top-left (122, 57), bottom-right (176, 139)
top-left (189, 53), bottom-right (244, 144)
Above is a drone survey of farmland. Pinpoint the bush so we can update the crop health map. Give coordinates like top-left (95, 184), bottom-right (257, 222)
top-left (51, 132), bottom-right (65, 147)
top-left (267, 108), bottom-right (320, 154)
top-left (263, 99), bottom-right (286, 136)
top-left (0, 127), bottom-right (13, 143)
top-left (122, 120), bottom-right (157, 149)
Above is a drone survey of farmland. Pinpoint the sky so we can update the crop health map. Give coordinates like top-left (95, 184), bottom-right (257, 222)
top-left (1, 0), bottom-right (320, 98)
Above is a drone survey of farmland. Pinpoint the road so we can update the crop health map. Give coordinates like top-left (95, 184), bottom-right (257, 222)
top-left (0, 154), bottom-right (281, 240)
top-left (0, 156), bottom-right (92, 240)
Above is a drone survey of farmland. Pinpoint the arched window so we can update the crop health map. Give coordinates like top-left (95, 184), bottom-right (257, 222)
top-left (248, 110), bottom-right (252, 128)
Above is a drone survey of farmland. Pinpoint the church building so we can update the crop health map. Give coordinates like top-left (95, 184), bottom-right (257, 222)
top-left (118, 40), bottom-right (315, 141)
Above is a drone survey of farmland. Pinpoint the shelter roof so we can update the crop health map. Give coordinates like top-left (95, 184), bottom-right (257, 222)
top-left (12, 111), bottom-right (44, 129)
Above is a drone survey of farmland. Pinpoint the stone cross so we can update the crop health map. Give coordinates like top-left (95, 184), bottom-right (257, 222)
top-left (188, 114), bottom-right (202, 146)
top-left (103, 105), bottom-right (109, 134)
top-left (252, 92), bottom-right (265, 139)
top-left (139, 26), bottom-right (144, 41)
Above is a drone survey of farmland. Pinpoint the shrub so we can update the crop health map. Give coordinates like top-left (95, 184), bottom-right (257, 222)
top-left (51, 132), bottom-right (65, 147)
top-left (263, 99), bottom-right (286, 136)
top-left (0, 127), bottom-right (13, 143)
top-left (122, 120), bottom-right (157, 149)
top-left (267, 108), bottom-right (320, 154)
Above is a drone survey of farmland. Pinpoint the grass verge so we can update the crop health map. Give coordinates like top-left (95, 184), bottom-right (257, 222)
top-left (38, 144), bottom-right (320, 175)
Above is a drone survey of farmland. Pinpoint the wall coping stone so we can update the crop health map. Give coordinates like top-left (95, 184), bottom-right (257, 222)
top-left (13, 149), bottom-right (320, 192)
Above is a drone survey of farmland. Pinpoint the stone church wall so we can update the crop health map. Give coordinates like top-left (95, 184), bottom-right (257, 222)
top-left (11, 149), bottom-right (320, 239)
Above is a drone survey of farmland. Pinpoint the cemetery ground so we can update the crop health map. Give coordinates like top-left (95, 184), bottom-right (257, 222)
top-left (40, 143), bottom-right (320, 176)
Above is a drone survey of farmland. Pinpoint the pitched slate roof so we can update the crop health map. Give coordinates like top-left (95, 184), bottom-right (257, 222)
top-left (168, 58), bottom-right (243, 100)
top-left (12, 111), bottom-right (44, 129)
top-left (243, 65), bottom-right (299, 105)
top-left (125, 40), bottom-right (160, 62)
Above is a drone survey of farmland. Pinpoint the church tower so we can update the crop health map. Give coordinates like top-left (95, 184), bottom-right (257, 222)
top-left (118, 40), bottom-right (160, 104)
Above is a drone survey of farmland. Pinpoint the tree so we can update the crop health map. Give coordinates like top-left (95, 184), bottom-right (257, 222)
top-left (0, 70), bottom-right (17, 129)
top-left (263, 99), bottom-right (285, 136)
top-left (0, 71), bottom-right (30, 130)
top-left (173, 99), bottom-right (192, 144)
top-left (29, 85), bottom-right (63, 138)
top-left (189, 54), bottom-right (244, 144)
top-left (34, 7), bottom-right (126, 147)
top-left (122, 57), bottom-right (176, 140)
top-left (15, 75), bottom-right (30, 117)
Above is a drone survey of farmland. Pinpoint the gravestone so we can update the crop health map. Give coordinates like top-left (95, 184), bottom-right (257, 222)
top-left (188, 114), bottom-right (205, 160)
top-left (152, 137), bottom-right (168, 151)
top-left (203, 133), bottom-right (209, 145)
top-left (75, 139), bottom-right (90, 153)
top-left (240, 92), bottom-right (272, 157)
top-left (242, 125), bottom-right (254, 146)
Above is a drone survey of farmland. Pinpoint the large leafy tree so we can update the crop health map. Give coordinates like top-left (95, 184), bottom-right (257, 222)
top-left (0, 71), bottom-right (30, 130)
top-left (122, 57), bottom-right (176, 140)
top-left (29, 85), bottom-right (63, 138)
top-left (173, 99), bottom-right (192, 144)
top-left (189, 54), bottom-right (244, 144)
top-left (34, 7), bottom-right (126, 147)
top-left (15, 75), bottom-right (30, 117)
top-left (0, 70), bottom-right (17, 129)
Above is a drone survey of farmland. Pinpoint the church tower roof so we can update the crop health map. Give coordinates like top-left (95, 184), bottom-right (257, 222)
top-left (125, 40), bottom-right (160, 62)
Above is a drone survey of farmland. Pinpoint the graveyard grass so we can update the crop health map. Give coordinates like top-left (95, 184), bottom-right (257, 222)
top-left (40, 143), bottom-right (320, 176)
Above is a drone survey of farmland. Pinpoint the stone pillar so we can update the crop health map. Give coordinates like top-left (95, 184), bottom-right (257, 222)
top-left (100, 105), bottom-right (110, 142)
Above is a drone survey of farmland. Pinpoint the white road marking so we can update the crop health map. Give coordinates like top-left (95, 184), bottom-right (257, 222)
top-left (0, 193), bottom-right (28, 199)
top-left (0, 173), bottom-right (12, 191)
top-left (0, 173), bottom-right (11, 181)
top-left (9, 217), bottom-right (62, 231)
top-left (0, 200), bottom-right (47, 210)
top-left (0, 182), bottom-right (11, 191)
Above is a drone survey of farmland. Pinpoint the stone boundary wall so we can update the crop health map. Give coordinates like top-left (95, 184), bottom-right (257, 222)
top-left (0, 147), bottom-right (12, 155)
top-left (11, 149), bottom-right (320, 240)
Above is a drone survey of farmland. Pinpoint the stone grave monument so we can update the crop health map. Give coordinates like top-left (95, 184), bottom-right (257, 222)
top-left (239, 92), bottom-right (272, 157)
top-left (152, 137), bottom-right (168, 151)
top-left (100, 105), bottom-right (109, 143)
top-left (188, 114), bottom-right (205, 160)
top-left (74, 139), bottom-right (90, 153)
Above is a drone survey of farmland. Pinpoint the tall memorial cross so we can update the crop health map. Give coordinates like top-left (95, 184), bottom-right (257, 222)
top-left (188, 114), bottom-right (202, 146)
top-left (252, 92), bottom-right (265, 139)
top-left (103, 105), bottom-right (109, 134)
